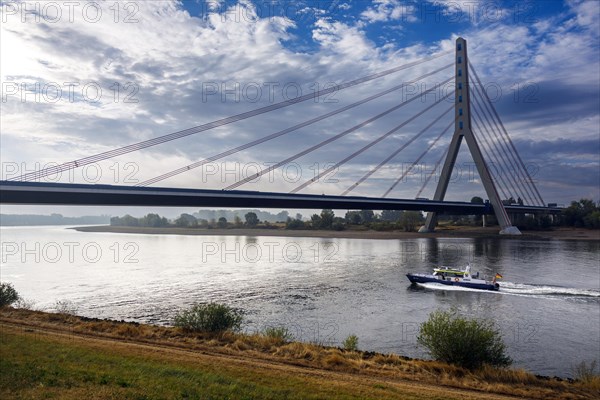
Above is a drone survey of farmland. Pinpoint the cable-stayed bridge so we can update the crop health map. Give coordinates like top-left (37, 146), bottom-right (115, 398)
top-left (0, 38), bottom-right (559, 235)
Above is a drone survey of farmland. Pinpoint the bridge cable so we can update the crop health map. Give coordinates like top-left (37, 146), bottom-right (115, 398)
top-left (471, 98), bottom-right (534, 204)
top-left (472, 110), bottom-right (517, 201)
top-left (415, 148), bottom-right (447, 199)
top-left (342, 105), bottom-right (454, 196)
top-left (223, 76), bottom-right (453, 190)
top-left (470, 64), bottom-right (543, 206)
top-left (470, 94), bottom-right (526, 201)
top-left (469, 63), bottom-right (545, 206)
top-left (291, 94), bottom-right (453, 194)
top-left (470, 89), bottom-right (529, 201)
top-left (11, 51), bottom-right (452, 183)
top-left (471, 114), bottom-right (513, 200)
top-left (382, 116), bottom-right (455, 198)
top-left (138, 64), bottom-right (454, 186)
top-left (470, 83), bottom-right (538, 205)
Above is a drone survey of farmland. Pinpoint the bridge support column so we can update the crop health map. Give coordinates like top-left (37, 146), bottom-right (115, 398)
top-left (419, 37), bottom-right (521, 235)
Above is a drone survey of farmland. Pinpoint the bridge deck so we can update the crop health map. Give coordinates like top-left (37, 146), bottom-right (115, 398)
top-left (0, 181), bottom-right (560, 215)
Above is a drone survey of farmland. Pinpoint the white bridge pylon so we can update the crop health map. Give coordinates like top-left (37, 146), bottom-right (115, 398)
top-left (419, 37), bottom-right (521, 235)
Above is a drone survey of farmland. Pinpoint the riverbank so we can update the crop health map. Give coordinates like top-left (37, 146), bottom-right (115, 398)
top-left (1, 308), bottom-right (597, 399)
top-left (73, 225), bottom-right (600, 241)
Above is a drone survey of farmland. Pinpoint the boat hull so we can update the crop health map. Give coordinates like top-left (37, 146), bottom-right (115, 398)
top-left (407, 273), bottom-right (499, 291)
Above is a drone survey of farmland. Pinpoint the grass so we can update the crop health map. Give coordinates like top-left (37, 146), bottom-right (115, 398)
top-left (0, 325), bottom-right (462, 400)
top-left (1, 308), bottom-right (597, 400)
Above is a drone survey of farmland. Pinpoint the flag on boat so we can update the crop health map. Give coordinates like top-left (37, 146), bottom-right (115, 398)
top-left (495, 273), bottom-right (503, 279)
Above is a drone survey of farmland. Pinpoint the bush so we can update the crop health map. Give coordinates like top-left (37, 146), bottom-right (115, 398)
top-left (399, 211), bottom-right (424, 232)
top-left (0, 282), bottom-right (20, 307)
top-left (342, 334), bottom-right (359, 351)
top-left (13, 297), bottom-right (36, 310)
top-left (263, 326), bottom-right (294, 343)
top-left (174, 302), bottom-right (243, 333)
top-left (54, 299), bottom-right (79, 315)
top-left (573, 360), bottom-right (599, 382)
top-left (418, 309), bottom-right (512, 370)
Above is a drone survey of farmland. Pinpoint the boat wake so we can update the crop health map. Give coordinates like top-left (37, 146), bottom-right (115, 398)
top-left (499, 282), bottom-right (600, 299)
top-left (414, 281), bottom-right (600, 300)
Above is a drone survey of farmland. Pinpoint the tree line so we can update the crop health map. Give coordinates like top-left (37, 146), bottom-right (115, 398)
top-left (110, 198), bottom-right (600, 232)
top-left (110, 209), bottom-right (425, 232)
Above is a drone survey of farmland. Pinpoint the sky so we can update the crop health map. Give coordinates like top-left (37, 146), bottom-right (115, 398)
top-left (1, 0), bottom-right (599, 217)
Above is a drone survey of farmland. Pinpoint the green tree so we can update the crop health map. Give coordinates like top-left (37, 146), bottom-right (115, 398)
top-left (345, 211), bottom-right (362, 225)
top-left (320, 209), bottom-right (335, 229)
top-left (141, 213), bottom-right (168, 227)
top-left (380, 209), bottom-right (403, 222)
top-left (470, 196), bottom-right (484, 204)
top-left (563, 199), bottom-right (599, 228)
top-left (418, 309), bottom-right (512, 370)
top-left (399, 211), bottom-right (424, 232)
top-left (217, 217), bottom-right (228, 228)
top-left (583, 211), bottom-right (600, 229)
top-left (359, 210), bottom-right (375, 224)
top-left (244, 212), bottom-right (259, 227)
top-left (175, 213), bottom-right (197, 227)
top-left (286, 217), bottom-right (305, 230)
top-left (0, 282), bottom-right (20, 307)
top-left (310, 214), bottom-right (322, 229)
top-left (111, 214), bottom-right (139, 226)
top-left (332, 217), bottom-right (346, 231)
top-left (276, 211), bottom-right (289, 222)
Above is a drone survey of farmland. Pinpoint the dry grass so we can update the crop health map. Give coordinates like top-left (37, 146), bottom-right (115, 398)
top-left (1, 307), bottom-right (596, 400)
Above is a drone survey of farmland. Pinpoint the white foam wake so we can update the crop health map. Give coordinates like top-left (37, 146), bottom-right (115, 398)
top-left (414, 281), bottom-right (600, 299)
top-left (500, 282), bottom-right (600, 298)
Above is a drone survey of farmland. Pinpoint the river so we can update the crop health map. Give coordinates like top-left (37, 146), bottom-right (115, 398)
top-left (1, 225), bottom-right (599, 378)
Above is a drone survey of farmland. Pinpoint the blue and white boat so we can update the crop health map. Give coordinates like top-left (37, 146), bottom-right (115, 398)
top-left (407, 264), bottom-right (500, 291)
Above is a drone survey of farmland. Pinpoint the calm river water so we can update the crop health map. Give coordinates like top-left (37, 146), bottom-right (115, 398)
top-left (1, 225), bottom-right (599, 377)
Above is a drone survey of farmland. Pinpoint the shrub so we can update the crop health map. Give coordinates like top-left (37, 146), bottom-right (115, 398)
top-left (263, 326), bottom-right (294, 343)
top-left (54, 299), bottom-right (79, 315)
top-left (417, 309), bottom-right (512, 370)
top-left (0, 282), bottom-right (20, 307)
top-left (399, 211), bottom-right (424, 232)
top-left (174, 302), bottom-right (243, 333)
top-left (573, 360), bottom-right (599, 382)
top-left (13, 297), bottom-right (36, 310)
top-left (342, 334), bottom-right (359, 351)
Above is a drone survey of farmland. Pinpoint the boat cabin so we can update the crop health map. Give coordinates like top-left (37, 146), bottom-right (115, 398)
top-left (433, 266), bottom-right (480, 281)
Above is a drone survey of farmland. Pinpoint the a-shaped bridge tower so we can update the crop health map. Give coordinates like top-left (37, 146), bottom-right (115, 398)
top-left (419, 38), bottom-right (521, 235)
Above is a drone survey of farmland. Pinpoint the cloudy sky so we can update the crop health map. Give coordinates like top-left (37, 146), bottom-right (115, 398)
top-left (1, 0), bottom-right (598, 217)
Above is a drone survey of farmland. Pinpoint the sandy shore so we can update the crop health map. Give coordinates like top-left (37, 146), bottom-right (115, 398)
top-left (73, 225), bottom-right (600, 241)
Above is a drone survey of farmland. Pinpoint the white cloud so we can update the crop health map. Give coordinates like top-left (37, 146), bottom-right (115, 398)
top-left (0, 0), bottom-right (597, 207)
top-left (361, 0), bottom-right (416, 24)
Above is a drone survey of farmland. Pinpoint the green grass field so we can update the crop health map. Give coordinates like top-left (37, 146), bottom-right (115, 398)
top-left (0, 326), bottom-right (453, 400)
top-left (1, 309), bottom-right (597, 400)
